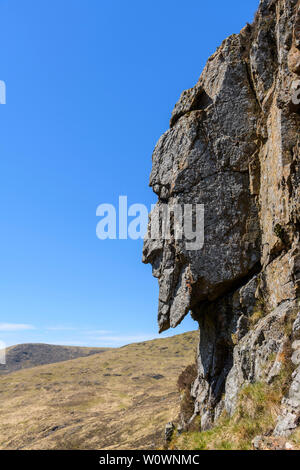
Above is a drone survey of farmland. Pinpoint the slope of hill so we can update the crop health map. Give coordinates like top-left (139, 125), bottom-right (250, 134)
top-left (0, 330), bottom-right (198, 450)
top-left (0, 343), bottom-right (110, 374)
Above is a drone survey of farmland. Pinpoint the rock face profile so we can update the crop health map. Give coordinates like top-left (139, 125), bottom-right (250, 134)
top-left (143, 0), bottom-right (300, 436)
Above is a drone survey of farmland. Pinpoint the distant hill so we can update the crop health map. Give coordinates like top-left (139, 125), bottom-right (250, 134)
top-left (0, 343), bottom-right (110, 374)
top-left (0, 330), bottom-right (198, 450)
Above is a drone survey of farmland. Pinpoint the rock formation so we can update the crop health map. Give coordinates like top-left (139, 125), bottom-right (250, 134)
top-left (143, 0), bottom-right (300, 437)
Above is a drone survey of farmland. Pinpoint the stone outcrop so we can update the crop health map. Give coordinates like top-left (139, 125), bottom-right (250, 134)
top-left (143, 0), bottom-right (300, 437)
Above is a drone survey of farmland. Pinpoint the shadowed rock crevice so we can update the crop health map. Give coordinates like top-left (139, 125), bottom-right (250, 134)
top-left (170, 88), bottom-right (213, 128)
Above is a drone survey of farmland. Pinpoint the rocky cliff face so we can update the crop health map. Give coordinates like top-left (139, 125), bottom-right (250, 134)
top-left (143, 0), bottom-right (300, 437)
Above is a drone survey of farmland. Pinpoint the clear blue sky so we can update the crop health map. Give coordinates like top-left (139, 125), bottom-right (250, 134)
top-left (0, 0), bottom-right (259, 347)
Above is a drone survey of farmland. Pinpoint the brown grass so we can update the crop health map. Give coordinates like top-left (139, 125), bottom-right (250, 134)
top-left (177, 363), bottom-right (198, 426)
top-left (0, 331), bottom-right (198, 450)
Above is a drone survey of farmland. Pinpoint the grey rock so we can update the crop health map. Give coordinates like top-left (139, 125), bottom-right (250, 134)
top-left (293, 313), bottom-right (300, 336)
top-left (164, 422), bottom-right (175, 442)
top-left (252, 435), bottom-right (263, 450)
top-left (292, 341), bottom-right (300, 365)
top-left (225, 301), bottom-right (294, 415)
top-left (143, 0), bottom-right (300, 435)
top-left (143, 31), bottom-right (261, 333)
top-left (177, 425), bottom-right (183, 436)
top-left (274, 367), bottom-right (300, 436)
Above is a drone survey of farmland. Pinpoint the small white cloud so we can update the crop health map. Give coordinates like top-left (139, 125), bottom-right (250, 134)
top-left (0, 323), bottom-right (35, 331)
top-left (86, 329), bottom-right (112, 335)
top-left (45, 327), bottom-right (113, 335)
top-left (46, 326), bottom-right (79, 331)
top-left (91, 334), bottom-right (159, 344)
top-left (46, 341), bottom-right (88, 347)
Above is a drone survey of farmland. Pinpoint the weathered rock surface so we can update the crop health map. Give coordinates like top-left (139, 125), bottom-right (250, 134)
top-left (143, 0), bottom-right (300, 437)
top-left (252, 435), bottom-right (295, 450)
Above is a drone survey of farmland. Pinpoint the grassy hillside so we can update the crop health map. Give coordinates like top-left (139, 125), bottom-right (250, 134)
top-left (0, 344), bottom-right (110, 375)
top-left (0, 331), bottom-right (198, 450)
